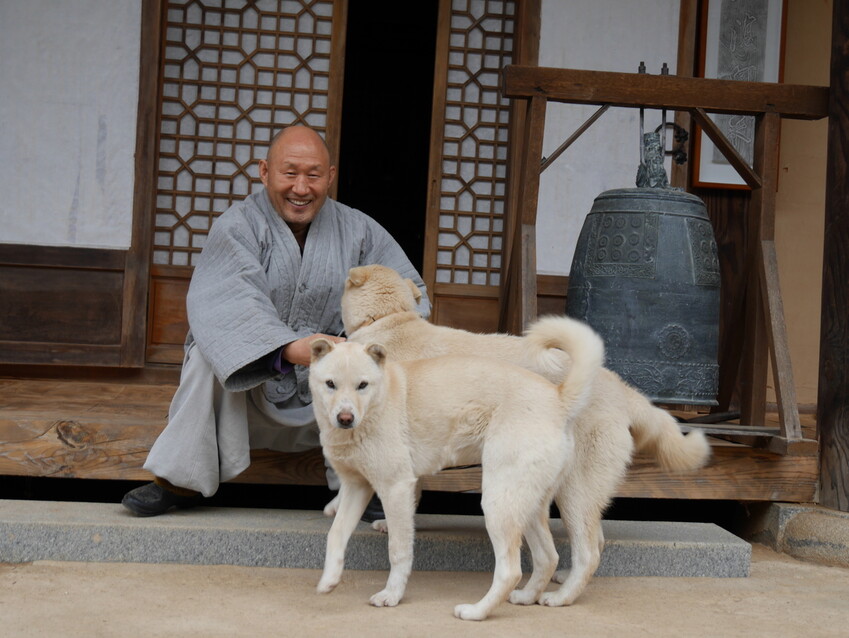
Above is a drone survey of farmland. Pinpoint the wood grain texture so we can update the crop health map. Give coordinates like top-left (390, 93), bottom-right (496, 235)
top-left (0, 379), bottom-right (818, 502)
top-left (818, 0), bottom-right (849, 512)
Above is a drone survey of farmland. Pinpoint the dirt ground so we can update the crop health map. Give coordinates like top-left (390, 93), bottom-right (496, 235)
top-left (1, 544), bottom-right (847, 637)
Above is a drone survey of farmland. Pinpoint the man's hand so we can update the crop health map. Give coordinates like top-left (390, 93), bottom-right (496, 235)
top-left (282, 333), bottom-right (346, 367)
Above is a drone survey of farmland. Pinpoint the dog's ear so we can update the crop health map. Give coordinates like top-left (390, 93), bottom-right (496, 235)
top-left (365, 343), bottom-right (387, 367)
top-left (310, 338), bottom-right (334, 362)
top-left (347, 266), bottom-right (368, 288)
top-left (405, 279), bottom-right (422, 303)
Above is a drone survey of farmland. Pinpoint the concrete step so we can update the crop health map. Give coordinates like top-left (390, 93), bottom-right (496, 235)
top-left (0, 499), bottom-right (751, 577)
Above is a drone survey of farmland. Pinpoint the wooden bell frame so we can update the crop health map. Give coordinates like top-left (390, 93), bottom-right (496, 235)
top-left (499, 65), bottom-right (828, 455)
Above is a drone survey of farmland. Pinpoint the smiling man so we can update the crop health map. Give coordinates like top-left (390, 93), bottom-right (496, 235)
top-left (122, 125), bottom-right (429, 517)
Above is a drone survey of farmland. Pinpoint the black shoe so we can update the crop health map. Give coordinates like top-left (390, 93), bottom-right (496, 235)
top-left (122, 482), bottom-right (203, 517)
top-left (361, 494), bottom-right (385, 523)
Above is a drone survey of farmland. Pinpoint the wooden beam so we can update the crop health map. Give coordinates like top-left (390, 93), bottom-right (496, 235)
top-left (502, 66), bottom-right (829, 120)
top-left (500, 95), bottom-right (546, 333)
top-left (670, 0), bottom-right (698, 188)
top-left (690, 108), bottom-right (762, 189)
top-left (540, 105), bottom-right (609, 173)
top-left (519, 96), bottom-right (547, 226)
top-left (740, 112), bottom-right (781, 428)
top-left (819, 0), bottom-right (849, 512)
top-left (497, 0), bottom-right (539, 334)
top-left (759, 240), bottom-right (802, 441)
top-left (516, 96), bottom-right (547, 329)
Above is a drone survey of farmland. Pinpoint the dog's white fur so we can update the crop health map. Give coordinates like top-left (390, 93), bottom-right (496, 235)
top-left (309, 315), bottom-right (604, 620)
top-left (339, 264), bottom-right (712, 607)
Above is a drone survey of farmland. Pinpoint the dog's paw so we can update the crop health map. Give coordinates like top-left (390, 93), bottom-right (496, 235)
top-left (369, 588), bottom-right (402, 607)
top-left (538, 591), bottom-right (573, 607)
top-left (453, 603), bottom-right (488, 621)
top-left (552, 569), bottom-right (568, 584)
top-left (316, 576), bottom-right (339, 594)
top-left (508, 588), bottom-right (539, 606)
top-left (370, 518), bottom-right (388, 533)
top-left (323, 494), bottom-right (340, 517)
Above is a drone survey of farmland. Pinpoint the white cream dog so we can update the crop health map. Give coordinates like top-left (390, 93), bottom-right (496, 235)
top-left (309, 315), bottom-right (604, 620)
top-left (339, 264), bottom-right (712, 607)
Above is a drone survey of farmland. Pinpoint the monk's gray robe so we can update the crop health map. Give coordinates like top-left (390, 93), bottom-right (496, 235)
top-left (144, 189), bottom-right (429, 495)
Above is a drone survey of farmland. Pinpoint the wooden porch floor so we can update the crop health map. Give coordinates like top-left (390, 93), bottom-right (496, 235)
top-left (0, 377), bottom-right (819, 503)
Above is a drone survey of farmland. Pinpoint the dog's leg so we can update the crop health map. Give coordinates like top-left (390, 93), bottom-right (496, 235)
top-left (317, 480), bottom-right (372, 594)
top-left (323, 488), bottom-right (342, 517)
top-left (454, 486), bottom-right (524, 621)
top-left (371, 479), bottom-right (421, 534)
top-left (541, 490), bottom-right (603, 607)
top-left (368, 478), bottom-right (417, 608)
top-left (454, 519), bottom-right (523, 621)
top-left (508, 507), bottom-right (559, 605)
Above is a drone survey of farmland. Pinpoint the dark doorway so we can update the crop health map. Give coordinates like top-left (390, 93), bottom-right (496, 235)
top-left (336, 0), bottom-right (439, 274)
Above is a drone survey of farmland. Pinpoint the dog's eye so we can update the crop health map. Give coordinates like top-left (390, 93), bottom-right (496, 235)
top-left (357, 381), bottom-right (368, 390)
top-left (326, 380), bottom-right (336, 390)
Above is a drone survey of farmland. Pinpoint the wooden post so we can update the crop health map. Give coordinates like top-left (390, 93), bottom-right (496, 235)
top-left (498, 0), bottom-right (540, 335)
top-left (818, 0), bottom-right (849, 512)
top-left (740, 111), bottom-right (781, 427)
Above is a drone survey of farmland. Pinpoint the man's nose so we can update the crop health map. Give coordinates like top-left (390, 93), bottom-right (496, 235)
top-left (292, 175), bottom-right (309, 194)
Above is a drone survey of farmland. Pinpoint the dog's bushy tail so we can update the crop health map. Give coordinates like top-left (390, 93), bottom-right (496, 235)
top-left (625, 385), bottom-right (711, 471)
top-left (524, 315), bottom-right (605, 421)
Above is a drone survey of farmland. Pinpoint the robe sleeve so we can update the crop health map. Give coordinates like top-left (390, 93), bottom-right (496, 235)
top-left (185, 209), bottom-right (298, 391)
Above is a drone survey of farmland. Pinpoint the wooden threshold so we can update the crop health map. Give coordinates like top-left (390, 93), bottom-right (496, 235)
top-left (0, 378), bottom-right (818, 503)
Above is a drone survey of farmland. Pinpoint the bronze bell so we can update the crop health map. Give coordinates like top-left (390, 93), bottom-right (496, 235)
top-left (565, 131), bottom-right (720, 405)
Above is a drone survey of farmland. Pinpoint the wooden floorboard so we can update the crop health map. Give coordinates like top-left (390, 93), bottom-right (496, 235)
top-left (0, 378), bottom-right (819, 502)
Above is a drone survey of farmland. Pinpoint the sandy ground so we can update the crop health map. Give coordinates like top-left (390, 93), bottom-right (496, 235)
top-left (2, 544), bottom-right (848, 637)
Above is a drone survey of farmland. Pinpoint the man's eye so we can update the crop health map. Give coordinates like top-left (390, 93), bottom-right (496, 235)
top-left (326, 380), bottom-right (335, 389)
top-left (357, 381), bottom-right (368, 390)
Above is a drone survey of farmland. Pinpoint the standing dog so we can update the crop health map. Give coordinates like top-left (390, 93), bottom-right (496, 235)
top-left (309, 315), bottom-right (604, 620)
top-left (340, 264), bottom-right (711, 607)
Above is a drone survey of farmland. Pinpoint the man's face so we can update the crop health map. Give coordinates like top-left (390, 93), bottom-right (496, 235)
top-left (259, 129), bottom-right (336, 231)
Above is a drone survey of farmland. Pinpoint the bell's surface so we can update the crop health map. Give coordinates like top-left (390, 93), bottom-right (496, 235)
top-left (565, 187), bottom-right (720, 405)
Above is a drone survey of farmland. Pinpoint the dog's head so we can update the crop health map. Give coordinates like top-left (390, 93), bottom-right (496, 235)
top-left (308, 338), bottom-right (387, 431)
top-left (341, 265), bottom-right (422, 334)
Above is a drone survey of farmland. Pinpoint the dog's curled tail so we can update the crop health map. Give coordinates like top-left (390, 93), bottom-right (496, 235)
top-left (626, 386), bottom-right (712, 472)
top-left (524, 315), bottom-right (605, 421)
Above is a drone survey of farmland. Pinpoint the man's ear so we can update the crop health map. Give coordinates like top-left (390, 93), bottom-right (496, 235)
top-left (405, 279), bottom-right (422, 303)
top-left (310, 338), bottom-right (334, 362)
top-left (347, 266), bottom-right (368, 288)
top-left (366, 343), bottom-right (387, 367)
top-left (258, 159), bottom-right (269, 187)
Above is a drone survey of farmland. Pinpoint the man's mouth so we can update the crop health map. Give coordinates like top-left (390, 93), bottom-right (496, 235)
top-left (287, 198), bottom-right (311, 208)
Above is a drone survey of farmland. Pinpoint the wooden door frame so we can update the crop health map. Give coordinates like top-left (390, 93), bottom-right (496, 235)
top-left (124, 0), bottom-right (166, 366)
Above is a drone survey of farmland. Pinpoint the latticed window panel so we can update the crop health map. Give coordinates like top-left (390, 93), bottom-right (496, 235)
top-left (435, 0), bottom-right (515, 287)
top-left (154, 0), bottom-right (335, 266)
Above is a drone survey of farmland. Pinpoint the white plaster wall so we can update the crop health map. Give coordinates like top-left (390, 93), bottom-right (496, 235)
top-left (0, 0), bottom-right (141, 249)
top-left (536, 0), bottom-right (681, 275)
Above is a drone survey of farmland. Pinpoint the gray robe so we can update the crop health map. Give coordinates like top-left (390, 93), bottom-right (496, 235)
top-left (144, 189), bottom-right (429, 495)
top-left (185, 188), bottom-right (430, 403)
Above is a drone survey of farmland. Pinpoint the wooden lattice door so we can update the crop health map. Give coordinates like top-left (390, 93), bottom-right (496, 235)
top-left (423, 0), bottom-right (518, 331)
top-left (147, 0), bottom-right (346, 363)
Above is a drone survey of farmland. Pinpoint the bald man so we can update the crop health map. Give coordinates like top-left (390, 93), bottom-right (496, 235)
top-left (122, 126), bottom-right (429, 516)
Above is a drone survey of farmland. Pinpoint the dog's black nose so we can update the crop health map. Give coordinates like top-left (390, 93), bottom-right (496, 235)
top-left (337, 412), bottom-right (354, 428)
